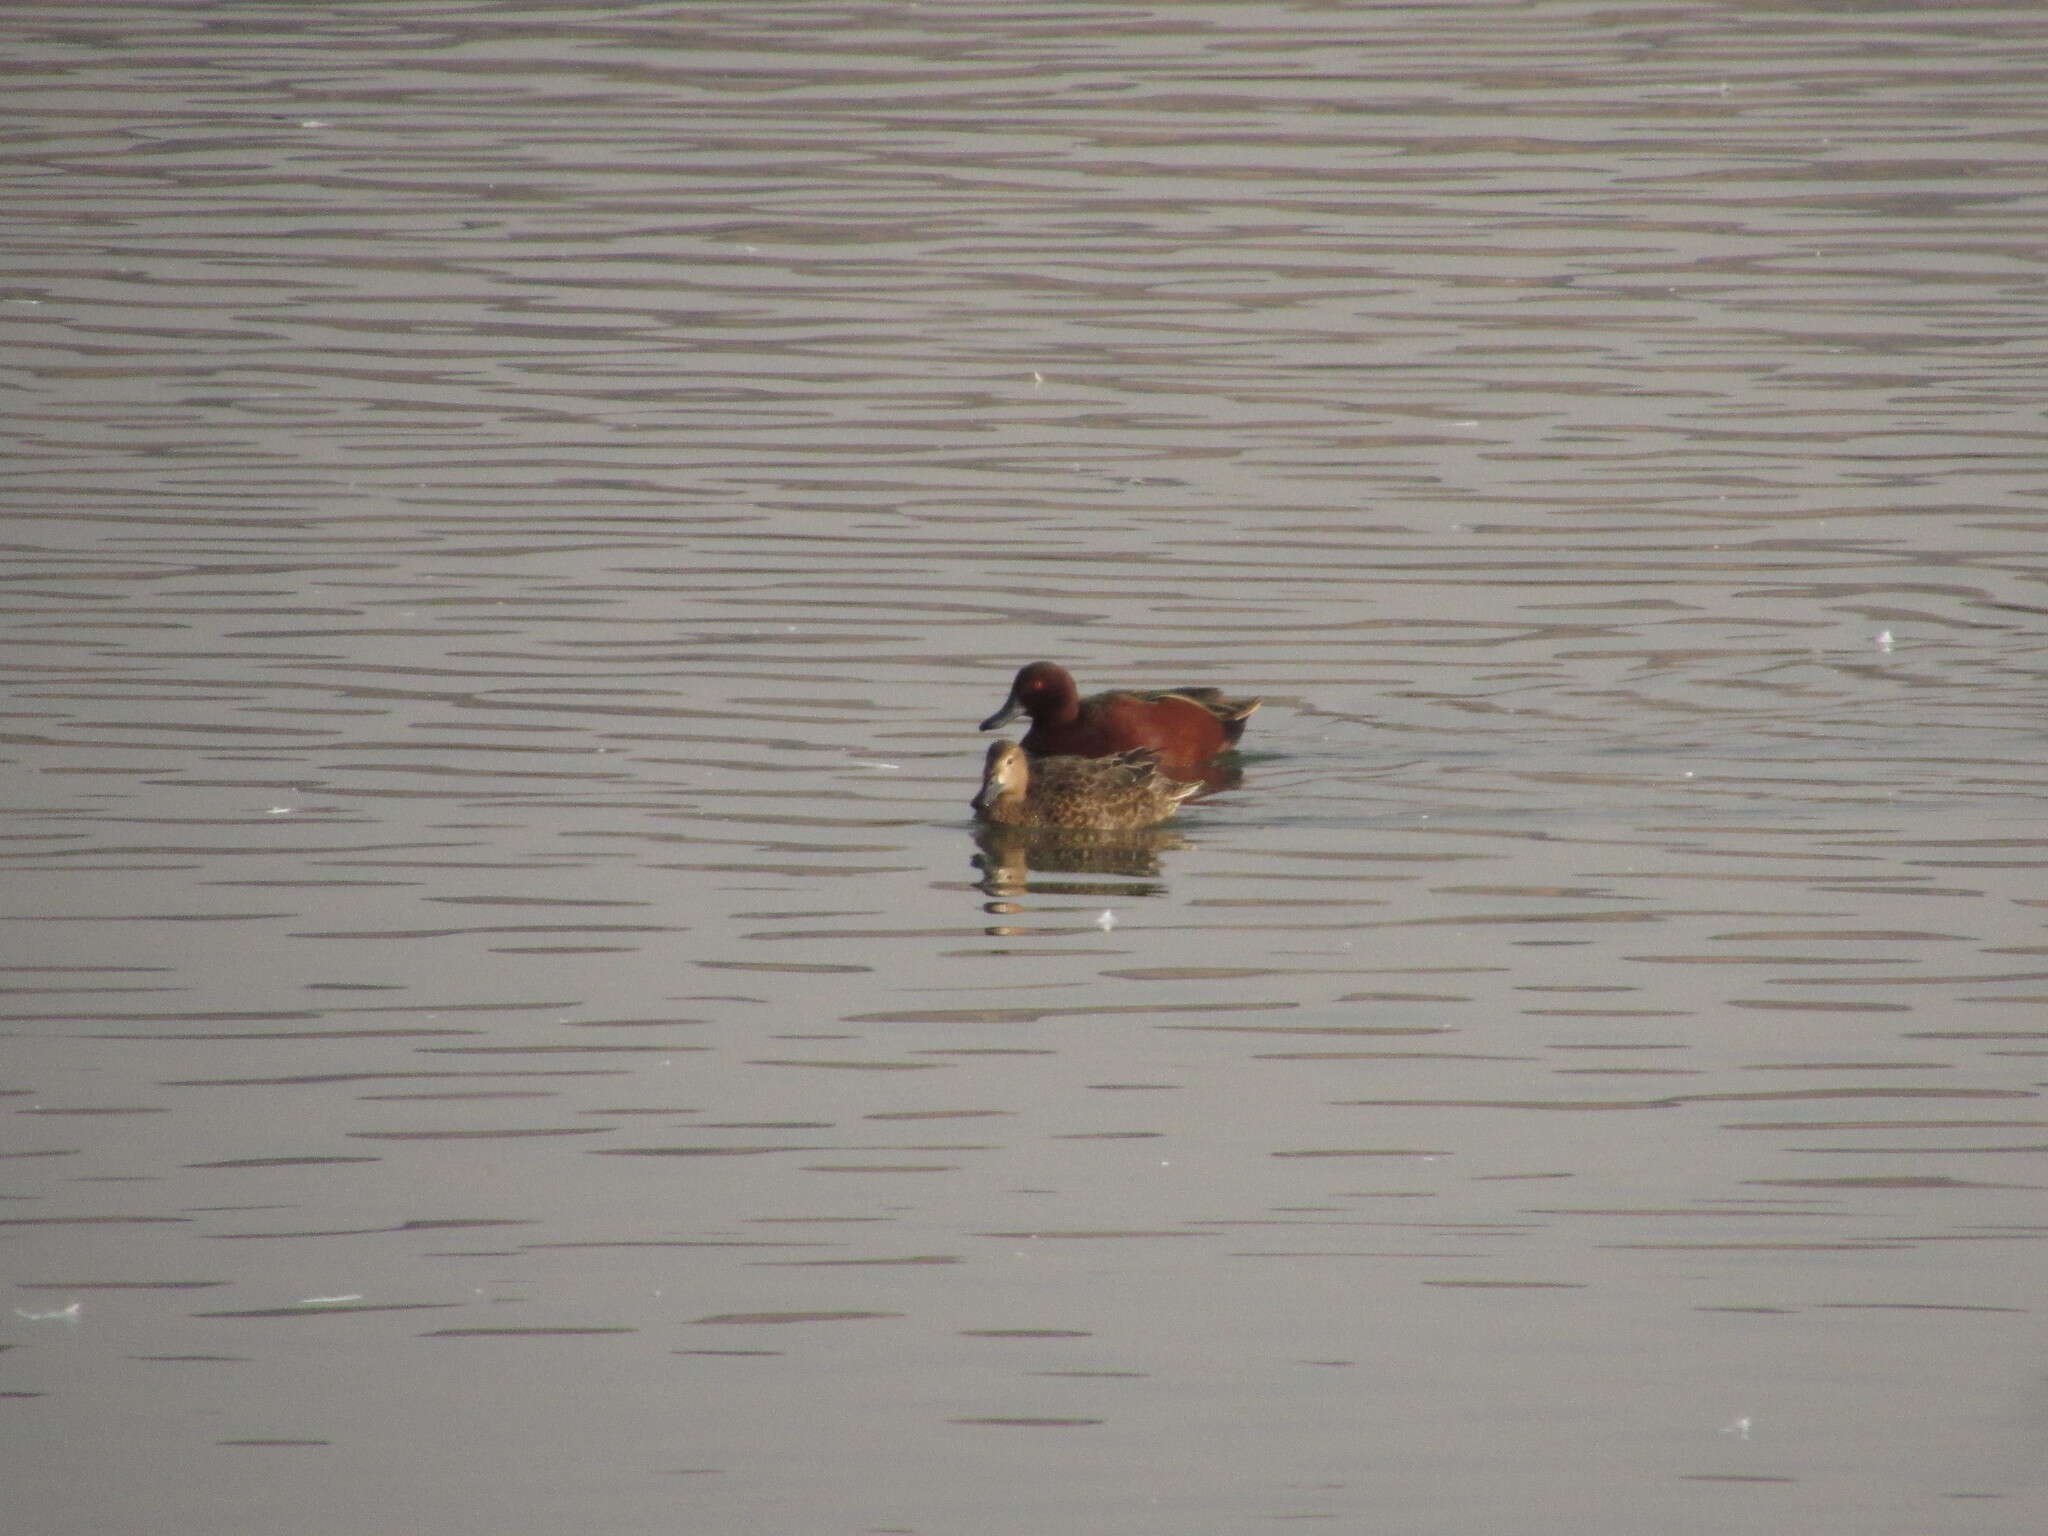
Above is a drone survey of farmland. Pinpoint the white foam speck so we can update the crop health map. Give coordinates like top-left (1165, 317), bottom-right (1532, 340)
top-left (15, 1301), bottom-right (83, 1321)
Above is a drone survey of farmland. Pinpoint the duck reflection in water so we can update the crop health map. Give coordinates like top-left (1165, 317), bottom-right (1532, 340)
top-left (972, 820), bottom-right (1190, 897)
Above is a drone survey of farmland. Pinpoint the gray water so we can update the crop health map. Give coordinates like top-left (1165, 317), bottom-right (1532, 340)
top-left (6, 3), bottom-right (2046, 1534)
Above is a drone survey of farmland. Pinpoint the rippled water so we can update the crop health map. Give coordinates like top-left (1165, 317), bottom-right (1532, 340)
top-left (7, 3), bottom-right (2047, 1533)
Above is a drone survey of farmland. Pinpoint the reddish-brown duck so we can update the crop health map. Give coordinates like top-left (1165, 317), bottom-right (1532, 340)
top-left (978, 661), bottom-right (1259, 779)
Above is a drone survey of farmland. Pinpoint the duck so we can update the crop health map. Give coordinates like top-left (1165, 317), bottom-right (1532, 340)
top-left (978, 661), bottom-right (1259, 779)
top-left (971, 739), bottom-right (1202, 831)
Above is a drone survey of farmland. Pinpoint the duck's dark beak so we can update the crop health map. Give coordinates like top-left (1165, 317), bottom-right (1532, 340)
top-left (979, 693), bottom-right (1024, 731)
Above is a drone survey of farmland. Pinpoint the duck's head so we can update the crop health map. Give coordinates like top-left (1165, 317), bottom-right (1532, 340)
top-left (971, 738), bottom-right (1030, 815)
top-left (979, 661), bottom-right (1077, 730)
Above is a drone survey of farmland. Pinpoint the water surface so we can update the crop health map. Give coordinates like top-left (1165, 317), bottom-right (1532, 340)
top-left (6, 3), bottom-right (2046, 1533)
